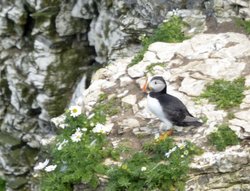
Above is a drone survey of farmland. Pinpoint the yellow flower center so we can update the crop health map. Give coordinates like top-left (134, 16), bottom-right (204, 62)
top-left (72, 108), bottom-right (78, 113)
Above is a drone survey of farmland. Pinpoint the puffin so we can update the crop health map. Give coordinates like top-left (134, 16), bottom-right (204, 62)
top-left (142, 76), bottom-right (202, 131)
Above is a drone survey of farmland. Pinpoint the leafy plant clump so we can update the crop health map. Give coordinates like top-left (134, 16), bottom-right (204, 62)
top-left (40, 95), bottom-right (119, 191)
top-left (235, 18), bottom-right (250, 34)
top-left (129, 16), bottom-right (187, 67)
top-left (93, 94), bottom-right (121, 122)
top-left (39, 93), bottom-right (202, 191)
top-left (106, 138), bottom-right (203, 191)
top-left (208, 124), bottom-right (239, 151)
top-left (0, 178), bottom-right (5, 191)
top-left (146, 62), bottom-right (165, 74)
top-left (200, 77), bottom-right (245, 109)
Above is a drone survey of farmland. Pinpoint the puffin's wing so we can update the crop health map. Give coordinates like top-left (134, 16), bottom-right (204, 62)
top-left (158, 94), bottom-right (187, 123)
top-left (158, 94), bottom-right (203, 126)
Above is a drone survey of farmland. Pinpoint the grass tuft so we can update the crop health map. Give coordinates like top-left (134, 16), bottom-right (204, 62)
top-left (107, 138), bottom-right (203, 191)
top-left (208, 124), bottom-right (239, 151)
top-left (0, 178), bottom-right (5, 191)
top-left (235, 18), bottom-right (250, 34)
top-left (200, 77), bottom-right (245, 109)
top-left (146, 62), bottom-right (165, 74)
top-left (40, 94), bottom-right (203, 191)
top-left (129, 16), bottom-right (187, 67)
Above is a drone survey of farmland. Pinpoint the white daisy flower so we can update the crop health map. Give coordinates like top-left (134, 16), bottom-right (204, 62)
top-left (82, 128), bottom-right (87, 132)
top-left (141, 167), bottom-right (147, 171)
top-left (177, 142), bottom-right (187, 150)
top-left (154, 133), bottom-right (160, 140)
top-left (164, 146), bottom-right (177, 158)
top-left (40, 136), bottom-right (56, 146)
top-left (70, 128), bottom-right (83, 142)
top-left (34, 159), bottom-right (50, 171)
top-left (45, 165), bottom-right (57, 172)
top-left (57, 139), bottom-right (68, 150)
top-left (184, 150), bottom-right (189, 156)
top-left (92, 123), bottom-right (112, 134)
top-left (69, 105), bottom-right (81, 118)
top-left (87, 113), bottom-right (95, 119)
top-left (58, 123), bottom-right (68, 129)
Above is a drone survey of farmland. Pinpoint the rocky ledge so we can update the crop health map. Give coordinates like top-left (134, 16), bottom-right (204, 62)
top-left (56, 32), bottom-right (250, 190)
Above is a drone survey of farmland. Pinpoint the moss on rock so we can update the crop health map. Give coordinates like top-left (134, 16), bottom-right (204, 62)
top-left (44, 47), bottom-right (94, 117)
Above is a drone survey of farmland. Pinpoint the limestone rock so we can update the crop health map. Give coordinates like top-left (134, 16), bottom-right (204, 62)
top-left (179, 77), bottom-right (207, 96)
top-left (229, 109), bottom-right (250, 138)
top-left (55, 3), bottom-right (88, 36)
top-left (190, 146), bottom-right (249, 174)
top-left (119, 118), bottom-right (140, 134)
top-left (121, 95), bottom-right (137, 105)
top-left (187, 146), bottom-right (250, 190)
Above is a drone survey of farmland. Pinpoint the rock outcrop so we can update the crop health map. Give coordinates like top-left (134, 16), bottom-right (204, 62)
top-left (69, 32), bottom-right (250, 190)
top-left (0, 0), bottom-right (94, 189)
top-left (1, 0), bottom-right (250, 190)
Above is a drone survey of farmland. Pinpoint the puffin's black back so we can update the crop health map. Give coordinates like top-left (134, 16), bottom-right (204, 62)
top-left (149, 91), bottom-right (202, 127)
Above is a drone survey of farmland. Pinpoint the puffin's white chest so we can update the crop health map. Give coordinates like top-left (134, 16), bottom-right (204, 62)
top-left (147, 95), bottom-right (172, 127)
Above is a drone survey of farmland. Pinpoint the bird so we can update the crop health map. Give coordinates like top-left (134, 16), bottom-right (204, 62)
top-left (142, 76), bottom-right (202, 134)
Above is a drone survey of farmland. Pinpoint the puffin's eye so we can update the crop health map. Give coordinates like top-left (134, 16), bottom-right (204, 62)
top-left (154, 81), bottom-right (157, 84)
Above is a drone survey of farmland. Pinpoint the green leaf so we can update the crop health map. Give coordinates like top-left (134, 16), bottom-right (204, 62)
top-left (81, 171), bottom-right (93, 183)
top-left (118, 177), bottom-right (131, 187)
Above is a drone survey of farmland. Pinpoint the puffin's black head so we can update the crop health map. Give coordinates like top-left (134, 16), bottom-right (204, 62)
top-left (143, 76), bottom-right (167, 93)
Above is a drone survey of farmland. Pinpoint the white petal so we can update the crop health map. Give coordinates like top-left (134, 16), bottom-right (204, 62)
top-left (45, 165), bottom-right (57, 172)
top-left (34, 159), bottom-right (50, 170)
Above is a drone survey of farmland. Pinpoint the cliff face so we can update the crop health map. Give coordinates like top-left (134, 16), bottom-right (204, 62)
top-left (71, 32), bottom-right (250, 191)
top-left (0, 0), bottom-right (250, 190)
top-left (0, 0), bottom-right (95, 189)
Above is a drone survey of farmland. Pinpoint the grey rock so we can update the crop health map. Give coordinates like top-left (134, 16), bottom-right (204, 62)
top-left (56, 2), bottom-right (88, 36)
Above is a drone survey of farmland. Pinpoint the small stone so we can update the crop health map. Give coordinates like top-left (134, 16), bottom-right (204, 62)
top-left (51, 114), bottom-right (66, 127)
top-left (230, 118), bottom-right (250, 135)
top-left (120, 118), bottom-right (140, 129)
top-left (138, 98), bottom-right (147, 109)
top-left (234, 110), bottom-right (250, 121)
top-left (190, 145), bottom-right (249, 174)
top-left (132, 104), bottom-right (139, 113)
top-left (121, 94), bottom-right (137, 105)
top-left (148, 42), bottom-right (178, 62)
top-left (118, 118), bottom-right (140, 134)
top-left (120, 76), bottom-right (133, 87)
top-left (103, 158), bottom-right (122, 166)
top-left (133, 126), bottom-right (152, 136)
top-left (179, 77), bottom-right (207, 96)
top-left (244, 74), bottom-right (250, 86)
top-left (229, 124), bottom-right (244, 139)
top-left (117, 90), bottom-right (129, 98)
top-left (22, 134), bottom-right (41, 148)
top-left (127, 62), bottom-right (147, 78)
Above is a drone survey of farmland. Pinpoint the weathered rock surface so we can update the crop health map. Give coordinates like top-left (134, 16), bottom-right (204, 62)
top-left (67, 32), bottom-right (250, 191)
top-left (0, 0), bottom-right (94, 189)
top-left (1, 0), bottom-right (250, 190)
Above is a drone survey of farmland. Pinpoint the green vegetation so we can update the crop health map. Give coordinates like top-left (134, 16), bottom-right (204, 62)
top-left (208, 124), bottom-right (239, 151)
top-left (40, 94), bottom-right (202, 191)
top-left (0, 178), bottom-right (5, 191)
top-left (92, 94), bottom-right (121, 122)
top-left (107, 138), bottom-right (203, 191)
top-left (235, 18), bottom-right (250, 34)
top-left (129, 16), bottom-right (187, 67)
top-left (41, 110), bottom-right (117, 190)
top-left (41, 94), bottom-right (121, 190)
top-left (146, 62), bottom-right (165, 74)
top-left (200, 77), bottom-right (245, 109)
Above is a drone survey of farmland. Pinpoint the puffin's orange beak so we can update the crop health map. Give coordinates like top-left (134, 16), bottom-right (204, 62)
top-left (142, 79), bottom-right (148, 92)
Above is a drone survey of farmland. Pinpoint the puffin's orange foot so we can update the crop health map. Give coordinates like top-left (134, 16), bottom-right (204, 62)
top-left (159, 129), bottom-right (174, 141)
